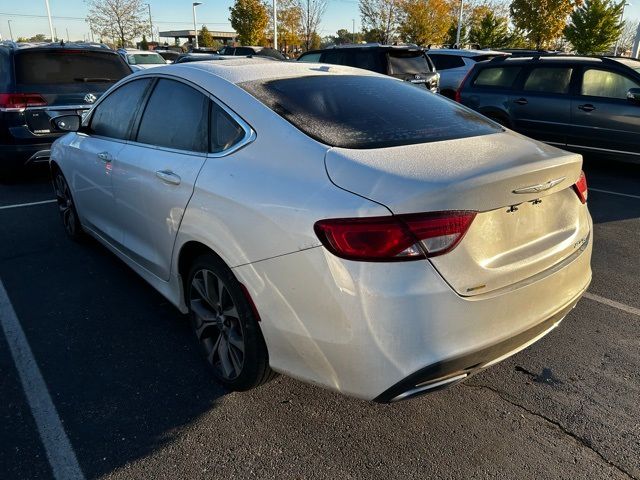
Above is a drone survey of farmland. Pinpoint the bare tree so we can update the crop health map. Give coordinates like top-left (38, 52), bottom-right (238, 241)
top-left (85, 0), bottom-right (149, 48)
top-left (618, 20), bottom-right (639, 54)
top-left (359, 0), bottom-right (400, 44)
top-left (298, 0), bottom-right (327, 50)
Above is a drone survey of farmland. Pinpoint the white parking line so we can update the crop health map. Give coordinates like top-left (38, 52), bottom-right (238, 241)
top-left (590, 188), bottom-right (640, 200)
top-left (584, 292), bottom-right (640, 317)
top-left (0, 199), bottom-right (57, 211)
top-left (0, 279), bottom-right (85, 480)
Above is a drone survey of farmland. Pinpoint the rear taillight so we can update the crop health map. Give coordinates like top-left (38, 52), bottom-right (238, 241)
top-left (454, 69), bottom-right (473, 103)
top-left (573, 170), bottom-right (588, 204)
top-left (314, 211), bottom-right (476, 262)
top-left (0, 93), bottom-right (47, 111)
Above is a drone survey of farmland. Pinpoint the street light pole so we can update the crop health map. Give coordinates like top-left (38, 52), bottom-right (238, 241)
top-left (44, 0), bottom-right (55, 43)
top-left (146, 3), bottom-right (154, 43)
top-left (455, 0), bottom-right (464, 48)
top-left (273, 0), bottom-right (278, 50)
top-left (352, 19), bottom-right (355, 44)
top-left (614, 2), bottom-right (631, 56)
top-left (192, 2), bottom-right (202, 49)
top-left (8, 20), bottom-right (13, 41)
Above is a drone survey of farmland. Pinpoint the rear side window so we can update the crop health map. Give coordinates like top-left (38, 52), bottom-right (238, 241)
top-left (210, 103), bottom-right (245, 152)
top-left (136, 79), bottom-right (208, 152)
top-left (298, 52), bottom-right (321, 63)
top-left (235, 47), bottom-right (255, 55)
top-left (241, 75), bottom-right (500, 149)
top-left (388, 51), bottom-right (432, 74)
top-left (429, 54), bottom-right (465, 70)
top-left (581, 69), bottom-right (640, 99)
top-left (322, 51), bottom-right (353, 67)
top-left (90, 79), bottom-right (152, 140)
top-left (473, 67), bottom-right (522, 88)
top-left (15, 51), bottom-right (130, 85)
top-left (523, 67), bottom-right (573, 94)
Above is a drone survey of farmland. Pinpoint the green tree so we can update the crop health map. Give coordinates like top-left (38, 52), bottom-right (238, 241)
top-left (510, 0), bottom-right (578, 49)
top-left (444, 20), bottom-right (466, 46)
top-left (564, 0), bottom-right (624, 54)
top-left (139, 34), bottom-right (149, 50)
top-left (198, 25), bottom-right (216, 47)
top-left (229, 0), bottom-right (269, 45)
top-left (398, 0), bottom-right (454, 46)
top-left (469, 11), bottom-right (511, 48)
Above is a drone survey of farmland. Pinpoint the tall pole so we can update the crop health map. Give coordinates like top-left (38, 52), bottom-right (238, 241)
top-left (455, 0), bottom-right (464, 48)
top-left (147, 3), bottom-right (154, 43)
top-left (44, 0), bottom-right (55, 43)
top-left (614, 2), bottom-right (630, 56)
top-left (352, 19), bottom-right (355, 44)
top-left (632, 21), bottom-right (640, 58)
top-left (273, 0), bottom-right (278, 50)
top-left (66, 27), bottom-right (70, 42)
top-left (192, 2), bottom-right (202, 49)
top-left (8, 20), bottom-right (13, 41)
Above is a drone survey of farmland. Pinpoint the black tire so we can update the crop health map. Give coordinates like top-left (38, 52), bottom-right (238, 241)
top-left (187, 253), bottom-right (276, 391)
top-left (52, 169), bottom-right (84, 241)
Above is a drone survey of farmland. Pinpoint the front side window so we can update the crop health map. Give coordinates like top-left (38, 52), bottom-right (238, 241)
top-left (523, 67), bottom-right (573, 94)
top-left (90, 78), bottom-right (152, 139)
top-left (322, 51), bottom-right (353, 67)
top-left (473, 67), bottom-right (522, 88)
top-left (136, 79), bottom-right (208, 152)
top-left (127, 53), bottom-right (166, 65)
top-left (581, 69), bottom-right (640, 99)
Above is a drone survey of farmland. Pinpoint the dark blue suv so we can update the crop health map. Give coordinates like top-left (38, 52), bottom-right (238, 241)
top-left (457, 55), bottom-right (640, 163)
top-left (0, 41), bottom-right (131, 177)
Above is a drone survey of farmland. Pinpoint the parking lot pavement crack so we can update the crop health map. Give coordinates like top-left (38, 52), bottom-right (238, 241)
top-left (463, 383), bottom-right (637, 480)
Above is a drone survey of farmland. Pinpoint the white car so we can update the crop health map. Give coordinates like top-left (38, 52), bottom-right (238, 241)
top-left (118, 48), bottom-right (168, 71)
top-left (48, 59), bottom-right (592, 402)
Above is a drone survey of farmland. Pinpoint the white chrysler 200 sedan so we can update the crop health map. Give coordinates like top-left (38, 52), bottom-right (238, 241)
top-left (49, 58), bottom-right (592, 402)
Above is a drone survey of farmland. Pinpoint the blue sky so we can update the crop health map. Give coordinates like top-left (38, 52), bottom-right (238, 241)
top-left (0, 0), bottom-right (638, 42)
top-left (0, 0), bottom-right (361, 41)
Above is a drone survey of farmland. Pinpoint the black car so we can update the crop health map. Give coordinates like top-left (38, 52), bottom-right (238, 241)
top-left (297, 44), bottom-right (440, 93)
top-left (0, 41), bottom-right (131, 177)
top-left (457, 55), bottom-right (640, 163)
top-left (175, 53), bottom-right (225, 64)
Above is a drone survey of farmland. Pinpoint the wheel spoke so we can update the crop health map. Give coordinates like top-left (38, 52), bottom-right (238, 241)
top-left (217, 336), bottom-right (234, 378)
top-left (207, 335), bottom-right (222, 365)
top-left (62, 207), bottom-right (72, 228)
top-left (191, 300), bottom-right (219, 341)
top-left (222, 304), bottom-right (238, 319)
top-left (192, 276), bottom-right (215, 308)
top-left (227, 329), bottom-right (244, 354)
top-left (217, 277), bottom-right (225, 306)
top-left (228, 341), bottom-right (242, 375)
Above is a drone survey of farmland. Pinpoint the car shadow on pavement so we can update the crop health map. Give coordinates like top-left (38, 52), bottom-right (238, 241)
top-left (0, 208), bottom-right (230, 479)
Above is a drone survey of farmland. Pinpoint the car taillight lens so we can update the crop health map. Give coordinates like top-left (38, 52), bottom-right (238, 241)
top-left (314, 211), bottom-right (476, 262)
top-left (573, 170), bottom-right (588, 204)
top-left (0, 93), bottom-right (47, 111)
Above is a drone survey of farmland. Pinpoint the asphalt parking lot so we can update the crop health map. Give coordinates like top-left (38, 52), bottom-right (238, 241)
top-left (1, 159), bottom-right (638, 480)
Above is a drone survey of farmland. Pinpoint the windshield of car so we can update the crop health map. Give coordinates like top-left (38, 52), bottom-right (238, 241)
top-left (127, 53), bottom-right (166, 65)
top-left (15, 50), bottom-right (131, 84)
top-left (241, 75), bottom-right (500, 149)
top-left (387, 51), bottom-right (432, 74)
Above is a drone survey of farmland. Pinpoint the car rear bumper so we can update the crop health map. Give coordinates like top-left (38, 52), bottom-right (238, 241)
top-left (0, 143), bottom-right (52, 171)
top-left (233, 216), bottom-right (593, 401)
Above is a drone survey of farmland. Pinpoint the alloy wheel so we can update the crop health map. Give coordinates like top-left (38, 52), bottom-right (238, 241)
top-left (190, 269), bottom-right (245, 380)
top-left (54, 173), bottom-right (78, 236)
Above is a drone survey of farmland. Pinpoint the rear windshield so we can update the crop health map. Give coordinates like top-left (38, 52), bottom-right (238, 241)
top-left (241, 75), bottom-right (500, 149)
top-left (388, 51), bottom-right (432, 74)
top-left (15, 50), bottom-right (130, 85)
top-left (127, 53), bottom-right (165, 65)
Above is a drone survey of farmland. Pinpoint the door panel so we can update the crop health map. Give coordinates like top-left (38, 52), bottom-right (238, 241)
top-left (569, 68), bottom-right (640, 157)
top-left (66, 134), bottom-right (123, 243)
top-left (510, 67), bottom-right (573, 145)
top-left (112, 144), bottom-right (205, 279)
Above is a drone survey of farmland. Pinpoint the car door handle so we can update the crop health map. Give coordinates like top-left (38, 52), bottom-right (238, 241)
top-left (578, 104), bottom-right (596, 112)
top-left (514, 98), bottom-right (528, 105)
top-left (155, 170), bottom-right (181, 185)
top-left (97, 151), bottom-right (113, 162)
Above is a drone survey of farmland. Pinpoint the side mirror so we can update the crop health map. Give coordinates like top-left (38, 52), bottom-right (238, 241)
top-left (627, 88), bottom-right (640, 104)
top-left (165, 59), bottom-right (172, 64)
top-left (51, 114), bottom-right (81, 132)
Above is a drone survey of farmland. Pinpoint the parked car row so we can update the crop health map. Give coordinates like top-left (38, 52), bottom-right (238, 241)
top-left (45, 55), bottom-right (592, 402)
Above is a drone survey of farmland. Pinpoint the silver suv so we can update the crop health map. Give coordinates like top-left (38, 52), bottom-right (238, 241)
top-left (426, 49), bottom-right (508, 98)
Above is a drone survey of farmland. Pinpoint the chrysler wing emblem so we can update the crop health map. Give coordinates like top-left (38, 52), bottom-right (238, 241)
top-left (513, 177), bottom-right (565, 194)
top-left (84, 93), bottom-right (97, 104)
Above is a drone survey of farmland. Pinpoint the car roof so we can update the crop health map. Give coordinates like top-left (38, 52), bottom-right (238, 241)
top-left (145, 57), bottom-right (383, 85)
top-left (426, 48), bottom-right (507, 56)
top-left (479, 55), bottom-right (640, 67)
top-left (1, 40), bottom-right (113, 53)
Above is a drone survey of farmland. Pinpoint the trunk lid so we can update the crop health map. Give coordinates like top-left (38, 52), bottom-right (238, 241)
top-left (325, 131), bottom-right (589, 296)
